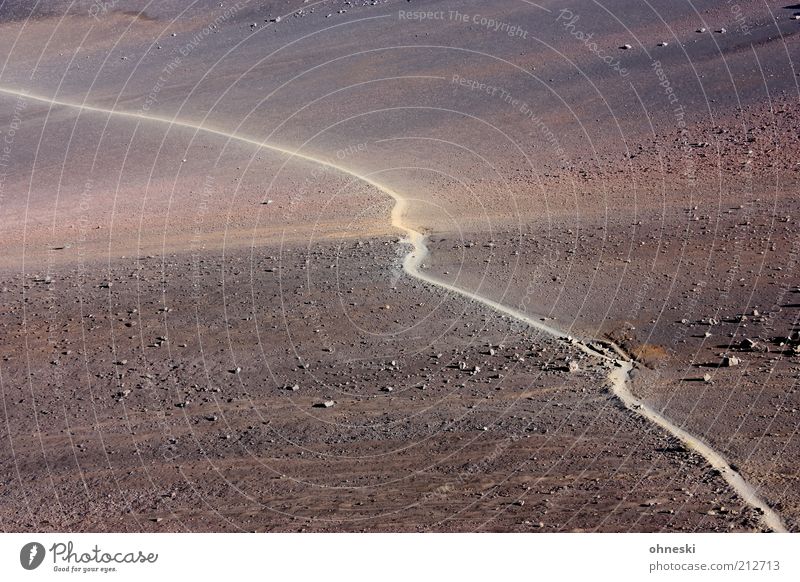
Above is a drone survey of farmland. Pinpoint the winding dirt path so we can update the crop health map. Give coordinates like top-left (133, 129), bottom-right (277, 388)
top-left (0, 85), bottom-right (786, 532)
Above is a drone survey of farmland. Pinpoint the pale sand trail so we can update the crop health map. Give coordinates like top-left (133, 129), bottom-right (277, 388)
top-left (0, 85), bottom-right (786, 532)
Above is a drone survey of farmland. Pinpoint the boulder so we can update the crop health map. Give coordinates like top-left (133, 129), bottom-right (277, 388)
top-left (722, 356), bottom-right (740, 367)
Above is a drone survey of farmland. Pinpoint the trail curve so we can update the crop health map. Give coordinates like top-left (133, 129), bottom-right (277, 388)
top-left (0, 85), bottom-right (786, 532)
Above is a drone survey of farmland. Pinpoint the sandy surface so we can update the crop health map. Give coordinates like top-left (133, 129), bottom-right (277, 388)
top-left (1, 0), bottom-right (798, 532)
top-left (0, 240), bottom-right (769, 532)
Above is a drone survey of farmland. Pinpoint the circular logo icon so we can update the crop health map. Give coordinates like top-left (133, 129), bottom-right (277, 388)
top-left (20, 542), bottom-right (46, 570)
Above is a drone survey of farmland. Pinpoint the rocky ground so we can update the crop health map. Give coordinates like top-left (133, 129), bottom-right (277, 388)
top-left (0, 239), bottom-right (772, 532)
top-left (423, 193), bottom-right (800, 530)
top-left (0, 0), bottom-right (797, 534)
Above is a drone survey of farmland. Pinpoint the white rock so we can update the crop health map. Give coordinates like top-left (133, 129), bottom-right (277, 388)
top-left (722, 356), bottom-right (740, 367)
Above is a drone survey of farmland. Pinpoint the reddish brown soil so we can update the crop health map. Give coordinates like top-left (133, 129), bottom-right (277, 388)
top-left (0, 240), bottom-right (769, 532)
top-left (1, 0), bottom-right (798, 533)
top-left (423, 192), bottom-right (800, 530)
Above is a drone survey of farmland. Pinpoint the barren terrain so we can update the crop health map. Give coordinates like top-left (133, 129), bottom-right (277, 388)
top-left (1, 0), bottom-right (798, 532)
